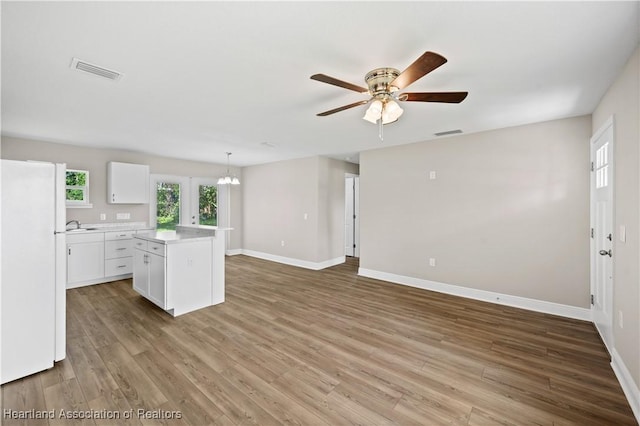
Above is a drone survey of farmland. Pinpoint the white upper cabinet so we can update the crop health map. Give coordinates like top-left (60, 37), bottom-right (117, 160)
top-left (107, 161), bottom-right (150, 204)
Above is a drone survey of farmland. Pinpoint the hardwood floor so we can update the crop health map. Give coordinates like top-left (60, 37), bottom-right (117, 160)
top-left (1, 255), bottom-right (636, 425)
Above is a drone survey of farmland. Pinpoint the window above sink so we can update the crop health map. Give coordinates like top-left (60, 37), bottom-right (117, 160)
top-left (66, 169), bottom-right (93, 208)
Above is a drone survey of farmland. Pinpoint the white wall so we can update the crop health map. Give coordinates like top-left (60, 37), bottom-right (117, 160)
top-left (359, 115), bottom-right (592, 308)
top-left (0, 136), bottom-right (243, 249)
top-left (242, 155), bottom-right (358, 266)
top-left (592, 45), bottom-right (640, 409)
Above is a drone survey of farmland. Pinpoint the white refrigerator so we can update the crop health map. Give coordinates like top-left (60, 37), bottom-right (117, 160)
top-left (1, 160), bottom-right (66, 384)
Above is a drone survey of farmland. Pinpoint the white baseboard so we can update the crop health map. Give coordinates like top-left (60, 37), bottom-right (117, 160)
top-left (225, 249), bottom-right (243, 256)
top-left (241, 249), bottom-right (345, 271)
top-left (611, 348), bottom-right (640, 422)
top-left (357, 268), bottom-right (591, 321)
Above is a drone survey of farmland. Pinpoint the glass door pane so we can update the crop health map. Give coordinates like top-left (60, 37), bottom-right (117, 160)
top-left (198, 184), bottom-right (217, 226)
top-left (156, 182), bottom-right (180, 231)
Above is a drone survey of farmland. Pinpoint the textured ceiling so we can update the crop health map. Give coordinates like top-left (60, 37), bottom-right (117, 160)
top-left (2, 1), bottom-right (638, 166)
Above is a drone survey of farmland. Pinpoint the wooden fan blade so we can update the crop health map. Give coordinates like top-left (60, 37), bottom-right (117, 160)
top-left (400, 92), bottom-right (468, 103)
top-left (316, 100), bottom-right (369, 116)
top-left (311, 74), bottom-right (368, 93)
top-left (390, 51), bottom-right (448, 90)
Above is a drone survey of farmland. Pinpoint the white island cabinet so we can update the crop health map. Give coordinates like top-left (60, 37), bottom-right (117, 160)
top-left (133, 225), bottom-right (229, 316)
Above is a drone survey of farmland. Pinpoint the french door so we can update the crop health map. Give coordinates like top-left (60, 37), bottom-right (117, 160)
top-left (190, 178), bottom-right (220, 226)
top-left (150, 175), bottom-right (221, 231)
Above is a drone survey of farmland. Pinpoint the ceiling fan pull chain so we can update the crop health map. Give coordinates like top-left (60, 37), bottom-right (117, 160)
top-left (378, 117), bottom-right (383, 141)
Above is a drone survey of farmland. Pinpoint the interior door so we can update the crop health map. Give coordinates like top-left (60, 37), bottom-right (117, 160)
top-left (354, 176), bottom-right (360, 258)
top-left (344, 175), bottom-right (360, 258)
top-left (591, 118), bottom-right (614, 351)
top-left (345, 177), bottom-right (355, 256)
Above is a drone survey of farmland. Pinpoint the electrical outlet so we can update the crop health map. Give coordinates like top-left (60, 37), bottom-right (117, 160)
top-left (116, 213), bottom-right (130, 220)
top-left (100, 213), bottom-right (106, 221)
top-left (304, 213), bottom-right (308, 220)
top-left (429, 258), bottom-right (436, 267)
top-left (429, 171), bottom-right (437, 180)
top-left (281, 240), bottom-right (285, 247)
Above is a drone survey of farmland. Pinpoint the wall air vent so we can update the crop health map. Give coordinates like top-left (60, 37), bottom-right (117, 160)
top-left (434, 129), bottom-right (463, 137)
top-left (70, 58), bottom-right (122, 81)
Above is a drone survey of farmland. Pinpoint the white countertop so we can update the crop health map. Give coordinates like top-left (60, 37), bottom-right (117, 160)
top-left (66, 222), bottom-right (151, 234)
top-left (134, 225), bottom-right (232, 245)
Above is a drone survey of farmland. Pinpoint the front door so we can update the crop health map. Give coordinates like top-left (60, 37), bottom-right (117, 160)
top-left (591, 118), bottom-right (614, 352)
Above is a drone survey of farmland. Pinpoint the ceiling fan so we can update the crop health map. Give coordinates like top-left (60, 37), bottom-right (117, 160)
top-left (310, 51), bottom-right (468, 137)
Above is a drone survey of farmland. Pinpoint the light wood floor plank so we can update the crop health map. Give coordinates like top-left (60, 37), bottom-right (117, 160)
top-left (1, 255), bottom-right (636, 425)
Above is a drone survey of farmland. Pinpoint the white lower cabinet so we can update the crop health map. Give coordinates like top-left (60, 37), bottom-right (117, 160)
top-left (104, 231), bottom-right (134, 276)
top-left (133, 249), bottom-right (149, 297)
top-left (133, 242), bottom-right (166, 309)
top-left (67, 228), bottom-right (150, 288)
top-left (148, 253), bottom-right (166, 308)
top-left (67, 233), bottom-right (105, 288)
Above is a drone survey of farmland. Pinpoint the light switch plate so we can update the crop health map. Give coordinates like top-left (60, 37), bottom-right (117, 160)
top-left (429, 171), bottom-right (437, 180)
top-left (116, 213), bottom-right (130, 220)
top-left (619, 225), bottom-right (626, 243)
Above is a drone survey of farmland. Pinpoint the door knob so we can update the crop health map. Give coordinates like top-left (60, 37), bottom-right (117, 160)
top-left (599, 249), bottom-right (612, 257)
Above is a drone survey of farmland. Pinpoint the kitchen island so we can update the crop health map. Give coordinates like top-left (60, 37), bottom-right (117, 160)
top-left (133, 225), bottom-right (230, 316)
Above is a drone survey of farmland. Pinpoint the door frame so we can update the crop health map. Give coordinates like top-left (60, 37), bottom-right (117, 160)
top-left (590, 115), bottom-right (615, 352)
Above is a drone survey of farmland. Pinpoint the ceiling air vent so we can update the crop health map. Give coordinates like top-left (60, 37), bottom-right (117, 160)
top-left (70, 58), bottom-right (122, 81)
top-left (434, 129), bottom-right (463, 137)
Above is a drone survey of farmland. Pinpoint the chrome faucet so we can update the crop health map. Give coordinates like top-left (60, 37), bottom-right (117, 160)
top-left (66, 220), bottom-right (80, 230)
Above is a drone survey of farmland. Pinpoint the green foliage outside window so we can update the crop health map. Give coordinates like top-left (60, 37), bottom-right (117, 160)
top-left (199, 185), bottom-right (217, 226)
top-left (156, 183), bottom-right (180, 231)
top-left (66, 171), bottom-right (86, 186)
top-left (156, 182), bottom-right (217, 231)
top-left (66, 170), bottom-right (89, 203)
top-left (66, 189), bottom-right (84, 201)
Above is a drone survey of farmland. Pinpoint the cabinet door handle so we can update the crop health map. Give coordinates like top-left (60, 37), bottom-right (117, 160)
top-left (117, 265), bottom-right (126, 268)
top-left (116, 247), bottom-right (127, 251)
top-left (68, 248), bottom-right (71, 255)
top-left (118, 234), bottom-right (126, 237)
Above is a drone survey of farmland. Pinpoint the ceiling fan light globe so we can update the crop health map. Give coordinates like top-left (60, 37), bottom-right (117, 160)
top-left (363, 112), bottom-right (379, 124)
top-left (382, 101), bottom-right (403, 124)
top-left (363, 100), bottom-right (383, 124)
top-left (369, 100), bottom-right (383, 114)
top-left (231, 177), bottom-right (240, 185)
top-left (217, 177), bottom-right (226, 185)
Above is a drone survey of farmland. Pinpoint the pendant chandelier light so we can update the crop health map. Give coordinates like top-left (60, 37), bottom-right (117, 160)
top-left (217, 152), bottom-right (240, 185)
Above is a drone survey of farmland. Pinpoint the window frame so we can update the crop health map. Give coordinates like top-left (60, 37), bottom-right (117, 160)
top-left (66, 169), bottom-right (93, 208)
